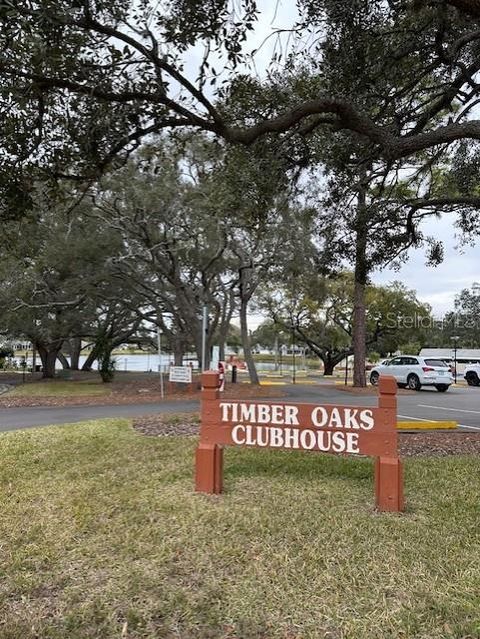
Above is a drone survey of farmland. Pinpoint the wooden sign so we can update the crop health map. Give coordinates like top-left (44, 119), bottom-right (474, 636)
top-left (195, 371), bottom-right (404, 512)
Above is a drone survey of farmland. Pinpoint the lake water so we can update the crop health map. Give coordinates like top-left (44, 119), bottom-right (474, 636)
top-left (45, 354), bottom-right (313, 372)
top-left (74, 354), bottom-right (194, 372)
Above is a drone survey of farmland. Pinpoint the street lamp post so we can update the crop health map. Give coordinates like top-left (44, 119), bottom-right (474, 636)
top-left (451, 335), bottom-right (460, 384)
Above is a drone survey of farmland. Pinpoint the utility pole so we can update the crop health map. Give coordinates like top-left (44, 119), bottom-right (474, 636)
top-left (274, 334), bottom-right (279, 372)
top-left (201, 305), bottom-right (208, 371)
top-left (157, 327), bottom-right (164, 398)
top-left (451, 335), bottom-right (459, 384)
top-left (292, 326), bottom-right (296, 384)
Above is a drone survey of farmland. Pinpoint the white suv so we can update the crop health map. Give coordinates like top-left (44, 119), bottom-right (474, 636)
top-left (464, 364), bottom-right (480, 386)
top-left (369, 356), bottom-right (453, 392)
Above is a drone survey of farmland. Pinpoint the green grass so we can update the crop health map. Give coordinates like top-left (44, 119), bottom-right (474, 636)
top-left (0, 421), bottom-right (479, 638)
top-left (10, 380), bottom-right (110, 397)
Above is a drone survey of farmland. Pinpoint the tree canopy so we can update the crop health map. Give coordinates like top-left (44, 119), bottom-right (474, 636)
top-left (4, 0), bottom-right (480, 206)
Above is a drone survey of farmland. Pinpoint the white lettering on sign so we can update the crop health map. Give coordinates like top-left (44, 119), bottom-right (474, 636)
top-left (228, 425), bottom-right (361, 454)
top-left (232, 425), bottom-right (246, 445)
top-left (219, 401), bottom-right (374, 455)
top-left (169, 366), bottom-right (192, 383)
top-left (220, 402), bottom-right (300, 426)
top-left (310, 407), bottom-right (374, 431)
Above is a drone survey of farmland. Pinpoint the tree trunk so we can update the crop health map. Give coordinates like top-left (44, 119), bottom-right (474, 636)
top-left (57, 352), bottom-right (71, 369)
top-left (323, 359), bottom-right (335, 376)
top-left (217, 320), bottom-right (229, 363)
top-left (352, 179), bottom-right (369, 388)
top-left (240, 298), bottom-right (259, 385)
top-left (82, 347), bottom-right (99, 371)
top-left (70, 337), bottom-right (82, 370)
top-left (173, 341), bottom-right (184, 366)
top-left (352, 277), bottom-right (367, 387)
top-left (37, 342), bottom-right (62, 378)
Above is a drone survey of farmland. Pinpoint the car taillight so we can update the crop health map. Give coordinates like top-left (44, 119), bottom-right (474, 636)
top-left (422, 367), bottom-right (434, 372)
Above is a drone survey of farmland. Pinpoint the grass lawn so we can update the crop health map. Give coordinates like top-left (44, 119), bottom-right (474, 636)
top-left (10, 380), bottom-right (110, 397)
top-left (0, 421), bottom-right (479, 639)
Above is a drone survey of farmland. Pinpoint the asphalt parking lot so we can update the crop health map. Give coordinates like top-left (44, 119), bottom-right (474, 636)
top-left (396, 385), bottom-right (480, 431)
top-left (278, 382), bottom-right (480, 432)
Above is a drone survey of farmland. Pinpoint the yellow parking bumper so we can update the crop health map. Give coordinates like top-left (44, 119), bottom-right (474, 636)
top-left (397, 421), bottom-right (457, 430)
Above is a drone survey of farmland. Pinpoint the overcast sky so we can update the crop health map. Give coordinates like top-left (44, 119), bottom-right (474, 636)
top-left (373, 215), bottom-right (479, 316)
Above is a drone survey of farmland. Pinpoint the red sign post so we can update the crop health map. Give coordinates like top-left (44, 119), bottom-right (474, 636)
top-left (196, 371), bottom-right (404, 512)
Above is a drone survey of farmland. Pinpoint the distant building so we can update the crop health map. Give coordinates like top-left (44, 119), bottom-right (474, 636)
top-left (1, 339), bottom-right (31, 351)
top-left (419, 348), bottom-right (480, 367)
top-left (252, 344), bottom-right (274, 355)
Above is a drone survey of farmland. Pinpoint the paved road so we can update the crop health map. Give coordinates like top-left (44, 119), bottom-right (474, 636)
top-left (0, 400), bottom-right (199, 432)
top-left (0, 383), bottom-right (479, 431)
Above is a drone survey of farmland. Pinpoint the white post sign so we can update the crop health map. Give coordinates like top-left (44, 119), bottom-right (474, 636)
top-left (169, 366), bottom-right (193, 384)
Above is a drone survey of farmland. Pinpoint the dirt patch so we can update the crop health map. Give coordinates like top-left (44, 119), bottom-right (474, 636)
top-left (132, 415), bottom-right (480, 457)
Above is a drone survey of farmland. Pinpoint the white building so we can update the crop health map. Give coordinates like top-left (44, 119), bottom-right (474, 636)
top-left (419, 348), bottom-right (480, 370)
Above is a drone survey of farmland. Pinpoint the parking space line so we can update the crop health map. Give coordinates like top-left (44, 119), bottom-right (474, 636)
top-left (458, 424), bottom-right (480, 431)
top-left (418, 404), bottom-right (480, 415)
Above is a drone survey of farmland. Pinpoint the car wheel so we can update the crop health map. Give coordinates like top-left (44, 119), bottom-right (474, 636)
top-left (465, 372), bottom-right (480, 387)
top-left (435, 384), bottom-right (449, 392)
top-left (407, 374), bottom-right (421, 391)
top-left (370, 371), bottom-right (379, 386)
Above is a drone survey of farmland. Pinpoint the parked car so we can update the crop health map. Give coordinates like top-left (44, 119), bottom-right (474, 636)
top-left (464, 364), bottom-right (480, 386)
top-left (369, 355), bottom-right (454, 392)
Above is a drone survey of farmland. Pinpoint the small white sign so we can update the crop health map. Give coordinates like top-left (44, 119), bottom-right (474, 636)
top-left (169, 366), bottom-right (192, 383)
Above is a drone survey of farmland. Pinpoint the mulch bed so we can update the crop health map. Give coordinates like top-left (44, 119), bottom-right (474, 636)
top-left (132, 415), bottom-right (480, 457)
top-left (133, 413), bottom-right (200, 438)
top-left (397, 432), bottom-right (480, 457)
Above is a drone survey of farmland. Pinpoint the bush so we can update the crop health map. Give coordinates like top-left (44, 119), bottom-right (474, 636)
top-left (99, 354), bottom-right (116, 383)
top-left (95, 336), bottom-right (116, 383)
